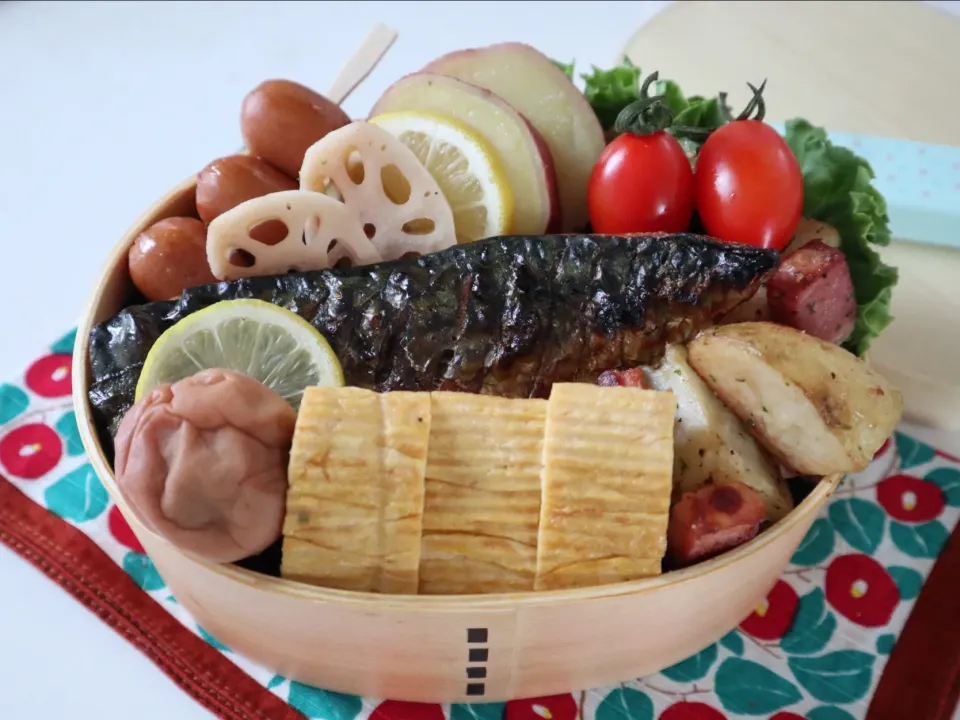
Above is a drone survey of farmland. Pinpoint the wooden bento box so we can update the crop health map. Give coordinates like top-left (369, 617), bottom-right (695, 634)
top-left (73, 175), bottom-right (842, 704)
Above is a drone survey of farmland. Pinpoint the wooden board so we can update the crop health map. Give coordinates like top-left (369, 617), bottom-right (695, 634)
top-left (621, 0), bottom-right (960, 146)
top-left (870, 240), bottom-right (960, 430)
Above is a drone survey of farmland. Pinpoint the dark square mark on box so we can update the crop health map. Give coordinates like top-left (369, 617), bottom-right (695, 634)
top-left (468, 648), bottom-right (488, 662)
top-left (467, 628), bottom-right (488, 644)
top-left (466, 683), bottom-right (486, 696)
top-left (466, 667), bottom-right (487, 679)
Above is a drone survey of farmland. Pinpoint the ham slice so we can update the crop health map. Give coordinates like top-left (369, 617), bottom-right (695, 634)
top-left (767, 240), bottom-right (857, 344)
top-left (668, 481), bottom-right (767, 566)
top-left (596, 368), bottom-right (648, 388)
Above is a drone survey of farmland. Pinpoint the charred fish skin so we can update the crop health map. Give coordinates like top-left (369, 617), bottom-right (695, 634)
top-left (88, 301), bottom-right (177, 382)
top-left (88, 233), bottom-right (777, 438)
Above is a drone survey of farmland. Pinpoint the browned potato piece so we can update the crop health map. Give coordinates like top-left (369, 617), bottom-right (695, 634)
top-left (785, 218), bottom-right (841, 255)
top-left (196, 154), bottom-right (297, 224)
top-left (686, 322), bottom-right (903, 476)
top-left (646, 344), bottom-right (793, 522)
top-left (241, 80), bottom-right (351, 178)
top-left (128, 217), bottom-right (217, 301)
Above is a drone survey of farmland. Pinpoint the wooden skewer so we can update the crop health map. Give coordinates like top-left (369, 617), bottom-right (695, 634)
top-left (326, 23), bottom-right (399, 106)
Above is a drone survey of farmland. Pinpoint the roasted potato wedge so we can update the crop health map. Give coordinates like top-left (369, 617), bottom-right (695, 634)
top-left (646, 344), bottom-right (794, 521)
top-left (687, 322), bottom-right (903, 475)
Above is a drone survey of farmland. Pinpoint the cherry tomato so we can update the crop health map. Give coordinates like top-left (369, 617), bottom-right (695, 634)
top-left (694, 120), bottom-right (803, 251)
top-left (587, 131), bottom-right (694, 234)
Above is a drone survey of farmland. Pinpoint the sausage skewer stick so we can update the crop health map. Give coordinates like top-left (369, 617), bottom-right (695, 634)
top-left (326, 22), bottom-right (399, 106)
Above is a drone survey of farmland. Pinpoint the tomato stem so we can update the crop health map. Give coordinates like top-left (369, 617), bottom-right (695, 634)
top-left (614, 73), bottom-right (768, 142)
top-left (613, 70), bottom-right (674, 136)
top-left (737, 80), bottom-right (768, 122)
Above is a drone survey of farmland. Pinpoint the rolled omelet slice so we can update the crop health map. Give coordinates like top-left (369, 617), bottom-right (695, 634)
top-left (281, 386), bottom-right (430, 594)
top-left (419, 392), bottom-right (547, 595)
top-left (535, 383), bottom-right (676, 591)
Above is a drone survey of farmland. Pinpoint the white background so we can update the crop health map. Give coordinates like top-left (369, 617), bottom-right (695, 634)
top-left (0, 2), bottom-right (958, 719)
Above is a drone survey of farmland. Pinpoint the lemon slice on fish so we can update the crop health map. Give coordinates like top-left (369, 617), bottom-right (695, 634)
top-left (370, 111), bottom-right (513, 244)
top-left (135, 299), bottom-right (344, 408)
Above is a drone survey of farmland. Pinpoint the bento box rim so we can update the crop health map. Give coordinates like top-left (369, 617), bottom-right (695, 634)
top-left (71, 172), bottom-right (842, 611)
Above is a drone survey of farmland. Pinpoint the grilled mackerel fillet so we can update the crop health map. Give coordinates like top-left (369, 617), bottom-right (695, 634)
top-left (89, 233), bottom-right (778, 439)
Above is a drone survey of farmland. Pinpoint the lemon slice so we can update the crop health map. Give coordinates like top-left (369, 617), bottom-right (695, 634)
top-left (135, 299), bottom-right (344, 408)
top-left (370, 111), bottom-right (513, 244)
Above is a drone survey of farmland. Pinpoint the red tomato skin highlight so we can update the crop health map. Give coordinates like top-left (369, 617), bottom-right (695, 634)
top-left (694, 120), bottom-right (804, 251)
top-left (587, 131), bottom-right (694, 234)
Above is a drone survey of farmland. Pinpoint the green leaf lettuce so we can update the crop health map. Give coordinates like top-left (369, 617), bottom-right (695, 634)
top-left (552, 58), bottom-right (575, 81)
top-left (579, 58), bottom-right (643, 132)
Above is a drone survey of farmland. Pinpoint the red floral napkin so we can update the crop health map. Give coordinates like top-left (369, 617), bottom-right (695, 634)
top-left (1, 329), bottom-right (958, 720)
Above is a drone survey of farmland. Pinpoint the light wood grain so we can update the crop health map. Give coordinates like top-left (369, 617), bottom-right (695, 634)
top-left (870, 240), bottom-right (960, 429)
top-left (621, 0), bottom-right (960, 146)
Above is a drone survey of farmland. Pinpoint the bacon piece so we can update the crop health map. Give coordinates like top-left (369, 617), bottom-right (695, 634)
top-left (767, 240), bottom-right (856, 345)
top-left (667, 481), bottom-right (768, 566)
top-left (596, 368), bottom-right (647, 388)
